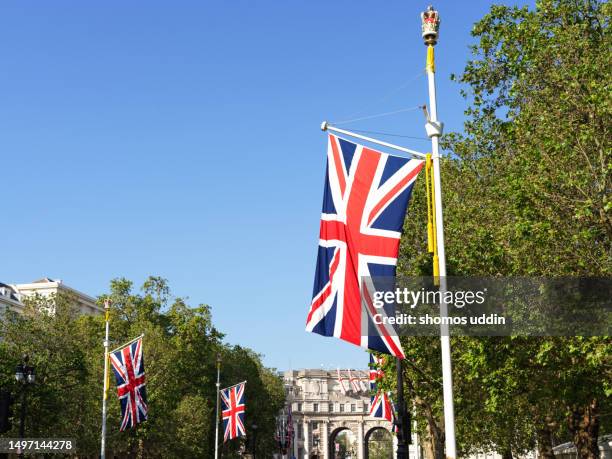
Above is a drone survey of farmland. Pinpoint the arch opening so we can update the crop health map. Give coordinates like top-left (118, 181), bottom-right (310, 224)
top-left (329, 427), bottom-right (357, 458)
top-left (364, 426), bottom-right (393, 459)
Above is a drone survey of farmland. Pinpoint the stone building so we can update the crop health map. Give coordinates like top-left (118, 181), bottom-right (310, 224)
top-left (0, 278), bottom-right (101, 316)
top-left (283, 369), bottom-right (420, 459)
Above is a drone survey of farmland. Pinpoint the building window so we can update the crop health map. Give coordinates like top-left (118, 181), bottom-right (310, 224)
top-left (339, 404), bottom-right (344, 412)
top-left (329, 403), bottom-right (333, 412)
top-left (298, 423), bottom-right (303, 439)
top-left (351, 404), bottom-right (356, 412)
top-left (313, 403), bottom-right (318, 412)
top-left (297, 403), bottom-right (302, 412)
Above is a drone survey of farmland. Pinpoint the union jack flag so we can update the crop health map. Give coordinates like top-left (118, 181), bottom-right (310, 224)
top-left (370, 390), bottom-right (394, 422)
top-left (369, 354), bottom-right (394, 423)
top-left (306, 135), bottom-right (423, 358)
top-left (109, 336), bottom-right (148, 431)
top-left (348, 369), bottom-right (361, 393)
top-left (336, 368), bottom-right (348, 394)
top-left (359, 376), bottom-right (369, 393)
top-left (221, 382), bottom-right (246, 442)
top-left (369, 354), bottom-right (386, 392)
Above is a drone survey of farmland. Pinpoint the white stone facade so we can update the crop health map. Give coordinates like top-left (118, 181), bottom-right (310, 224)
top-left (283, 369), bottom-right (420, 459)
top-left (0, 278), bottom-right (102, 316)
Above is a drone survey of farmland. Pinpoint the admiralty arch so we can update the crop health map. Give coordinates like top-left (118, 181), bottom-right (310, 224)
top-left (282, 369), bottom-right (420, 459)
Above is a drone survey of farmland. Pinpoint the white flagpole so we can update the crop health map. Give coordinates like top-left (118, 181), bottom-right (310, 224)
top-left (100, 299), bottom-right (111, 459)
top-left (214, 354), bottom-right (221, 459)
top-left (422, 6), bottom-right (457, 459)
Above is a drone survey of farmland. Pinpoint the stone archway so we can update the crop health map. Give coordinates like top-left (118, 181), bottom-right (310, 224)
top-left (328, 426), bottom-right (357, 458)
top-left (364, 426), bottom-right (393, 459)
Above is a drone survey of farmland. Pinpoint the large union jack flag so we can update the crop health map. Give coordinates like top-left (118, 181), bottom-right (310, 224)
top-left (306, 134), bottom-right (424, 358)
top-left (221, 382), bottom-right (246, 442)
top-left (109, 336), bottom-right (148, 431)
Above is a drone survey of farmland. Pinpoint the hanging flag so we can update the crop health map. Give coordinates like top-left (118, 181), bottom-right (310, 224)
top-left (391, 400), bottom-right (400, 435)
top-left (109, 336), bottom-right (148, 431)
top-left (370, 391), bottom-right (394, 422)
top-left (336, 368), bottom-right (347, 394)
top-left (221, 381), bottom-right (246, 442)
top-left (286, 405), bottom-right (294, 450)
top-left (369, 353), bottom-right (394, 422)
top-left (369, 354), bottom-right (386, 391)
top-left (359, 376), bottom-right (369, 393)
top-left (348, 369), bottom-right (361, 393)
top-left (306, 134), bottom-right (424, 358)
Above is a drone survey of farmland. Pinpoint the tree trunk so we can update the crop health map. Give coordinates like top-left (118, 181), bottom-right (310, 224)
top-left (414, 395), bottom-right (444, 459)
top-left (501, 449), bottom-right (513, 459)
top-left (421, 435), bottom-right (435, 459)
top-left (568, 399), bottom-right (600, 459)
top-left (536, 422), bottom-right (556, 459)
top-left (421, 425), bottom-right (444, 459)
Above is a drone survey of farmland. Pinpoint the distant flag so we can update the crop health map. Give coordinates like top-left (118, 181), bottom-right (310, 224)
top-left (221, 382), bottom-right (246, 442)
top-left (369, 354), bottom-right (386, 392)
top-left (370, 391), bottom-right (394, 422)
top-left (359, 376), bottom-right (369, 393)
top-left (348, 369), bottom-right (361, 393)
top-left (109, 336), bottom-right (148, 431)
top-left (336, 368), bottom-right (348, 394)
top-left (368, 353), bottom-right (394, 422)
top-left (286, 405), bottom-right (294, 450)
top-left (391, 400), bottom-right (400, 434)
top-left (276, 405), bottom-right (293, 454)
top-left (306, 135), bottom-right (424, 358)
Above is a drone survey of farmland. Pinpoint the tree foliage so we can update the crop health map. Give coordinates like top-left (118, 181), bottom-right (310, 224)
top-left (0, 277), bottom-right (285, 458)
top-left (391, 1), bottom-right (611, 458)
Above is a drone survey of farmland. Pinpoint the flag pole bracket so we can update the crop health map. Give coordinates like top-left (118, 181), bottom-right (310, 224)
top-left (319, 121), bottom-right (427, 159)
top-left (425, 120), bottom-right (443, 138)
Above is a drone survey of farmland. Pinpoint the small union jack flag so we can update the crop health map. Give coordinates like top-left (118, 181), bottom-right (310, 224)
top-left (109, 336), bottom-right (148, 431)
top-left (306, 135), bottom-right (424, 358)
top-left (348, 369), bottom-right (361, 393)
top-left (369, 354), bottom-right (394, 423)
top-left (336, 368), bottom-right (348, 394)
top-left (369, 354), bottom-right (386, 392)
top-left (221, 382), bottom-right (246, 442)
top-left (370, 390), bottom-right (394, 422)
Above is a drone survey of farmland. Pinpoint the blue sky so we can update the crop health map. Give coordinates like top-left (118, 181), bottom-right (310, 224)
top-left (1, 1), bottom-right (532, 371)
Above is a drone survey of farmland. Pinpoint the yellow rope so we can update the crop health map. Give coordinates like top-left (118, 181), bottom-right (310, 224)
top-left (425, 154), bottom-right (434, 253)
top-left (104, 354), bottom-right (111, 400)
top-left (428, 155), bottom-right (440, 285)
top-left (104, 303), bottom-right (111, 400)
top-left (426, 45), bottom-right (435, 73)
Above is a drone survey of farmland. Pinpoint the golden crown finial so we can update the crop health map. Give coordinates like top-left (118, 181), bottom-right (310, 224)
top-left (421, 5), bottom-right (440, 46)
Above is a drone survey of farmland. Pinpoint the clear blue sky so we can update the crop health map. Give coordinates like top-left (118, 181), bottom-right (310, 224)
top-left (1, 1), bottom-right (532, 371)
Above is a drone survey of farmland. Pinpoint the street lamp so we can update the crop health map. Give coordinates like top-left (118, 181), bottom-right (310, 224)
top-left (275, 413), bottom-right (289, 456)
top-left (15, 354), bottom-right (35, 456)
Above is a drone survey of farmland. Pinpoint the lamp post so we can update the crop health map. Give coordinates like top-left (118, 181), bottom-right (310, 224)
top-left (15, 354), bottom-right (35, 457)
top-left (395, 357), bottom-right (409, 459)
top-left (276, 412), bottom-right (289, 457)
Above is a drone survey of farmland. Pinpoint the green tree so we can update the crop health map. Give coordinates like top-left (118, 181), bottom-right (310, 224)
top-left (0, 277), bottom-right (285, 458)
top-left (394, 1), bottom-right (610, 458)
